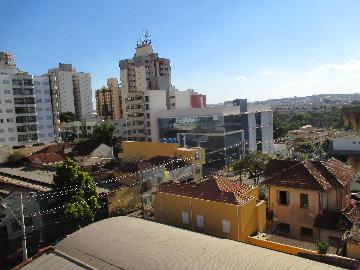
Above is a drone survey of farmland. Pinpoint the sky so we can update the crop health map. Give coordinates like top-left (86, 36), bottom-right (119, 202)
top-left (1, 0), bottom-right (360, 104)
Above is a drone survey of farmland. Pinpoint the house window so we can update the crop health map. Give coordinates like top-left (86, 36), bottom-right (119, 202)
top-left (278, 191), bottom-right (289, 205)
top-left (181, 211), bottom-right (189, 224)
top-left (278, 223), bottom-right (290, 233)
top-left (222, 219), bottom-right (230, 233)
top-left (196, 215), bottom-right (204, 228)
top-left (300, 227), bottom-right (313, 237)
top-left (300, 193), bottom-right (309, 208)
top-left (195, 167), bottom-right (201, 174)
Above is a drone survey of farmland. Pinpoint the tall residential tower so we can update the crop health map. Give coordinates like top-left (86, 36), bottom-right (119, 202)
top-left (95, 78), bottom-right (123, 120)
top-left (119, 32), bottom-right (171, 141)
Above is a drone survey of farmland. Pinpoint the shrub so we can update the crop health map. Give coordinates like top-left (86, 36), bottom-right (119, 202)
top-left (315, 241), bottom-right (329, 255)
top-left (7, 151), bottom-right (26, 165)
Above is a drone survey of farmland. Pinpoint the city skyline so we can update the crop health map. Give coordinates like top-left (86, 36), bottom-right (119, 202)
top-left (2, 1), bottom-right (360, 103)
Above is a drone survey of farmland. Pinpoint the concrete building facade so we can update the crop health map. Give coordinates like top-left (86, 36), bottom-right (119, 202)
top-left (46, 63), bottom-right (93, 122)
top-left (95, 78), bottom-right (123, 120)
top-left (33, 76), bottom-right (55, 143)
top-left (119, 31), bottom-right (171, 142)
top-left (0, 52), bottom-right (39, 146)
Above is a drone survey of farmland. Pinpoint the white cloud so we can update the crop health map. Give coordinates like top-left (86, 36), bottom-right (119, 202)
top-left (311, 59), bottom-right (360, 74)
top-left (225, 78), bottom-right (230, 83)
top-left (263, 70), bottom-right (273, 75)
top-left (235, 75), bottom-right (247, 80)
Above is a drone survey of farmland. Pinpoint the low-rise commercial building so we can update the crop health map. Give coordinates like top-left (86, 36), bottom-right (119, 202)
top-left (154, 177), bottom-right (266, 242)
top-left (157, 103), bottom-right (274, 163)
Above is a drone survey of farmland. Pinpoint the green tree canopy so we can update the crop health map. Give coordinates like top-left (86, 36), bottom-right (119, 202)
top-left (231, 151), bottom-right (270, 185)
top-left (230, 158), bottom-right (249, 182)
top-left (53, 158), bottom-right (99, 226)
top-left (59, 111), bottom-right (75, 123)
top-left (90, 123), bottom-right (116, 146)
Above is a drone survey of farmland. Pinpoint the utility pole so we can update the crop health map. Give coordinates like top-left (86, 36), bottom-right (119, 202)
top-left (140, 172), bottom-right (144, 218)
top-left (171, 157), bottom-right (175, 180)
top-left (20, 193), bottom-right (27, 262)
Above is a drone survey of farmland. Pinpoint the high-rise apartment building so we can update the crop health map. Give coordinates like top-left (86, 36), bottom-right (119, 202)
top-left (119, 32), bottom-right (171, 142)
top-left (0, 52), bottom-right (39, 146)
top-left (95, 78), bottom-right (123, 120)
top-left (46, 63), bottom-right (93, 121)
top-left (33, 76), bottom-right (55, 143)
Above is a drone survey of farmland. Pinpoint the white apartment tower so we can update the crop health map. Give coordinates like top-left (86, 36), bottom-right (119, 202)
top-left (0, 52), bottom-right (39, 146)
top-left (33, 76), bottom-right (55, 143)
top-left (47, 63), bottom-right (93, 120)
top-left (119, 31), bottom-right (170, 141)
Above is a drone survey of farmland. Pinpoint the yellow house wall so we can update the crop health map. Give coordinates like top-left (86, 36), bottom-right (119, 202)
top-left (154, 191), bottom-right (265, 242)
top-left (347, 242), bottom-right (360, 260)
top-left (191, 197), bottom-right (239, 241)
top-left (268, 186), bottom-right (321, 240)
top-left (154, 192), bottom-right (192, 229)
top-left (239, 199), bottom-right (259, 241)
top-left (256, 201), bottom-right (266, 233)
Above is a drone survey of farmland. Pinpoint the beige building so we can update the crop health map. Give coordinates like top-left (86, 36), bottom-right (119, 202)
top-left (95, 78), bottom-right (123, 120)
top-left (263, 158), bottom-right (359, 251)
top-left (119, 31), bottom-right (171, 142)
top-left (343, 223), bottom-right (360, 259)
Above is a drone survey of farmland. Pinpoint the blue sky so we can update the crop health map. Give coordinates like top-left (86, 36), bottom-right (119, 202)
top-left (1, 0), bottom-right (360, 104)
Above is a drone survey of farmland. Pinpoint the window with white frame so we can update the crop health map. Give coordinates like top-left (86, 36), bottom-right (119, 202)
top-left (181, 211), bottom-right (189, 224)
top-left (196, 215), bottom-right (204, 228)
top-left (222, 219), bottom-right (230, 233)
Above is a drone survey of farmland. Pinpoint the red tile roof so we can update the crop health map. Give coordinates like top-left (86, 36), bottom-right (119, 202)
top-left (27, 152), bottom-right (64, 165)
top-left (263, 158), bottom-right (353, 191)
top-left (37, 143), bottom-right (72, 154)
top-left (158, 177), bottom-right (255, 205)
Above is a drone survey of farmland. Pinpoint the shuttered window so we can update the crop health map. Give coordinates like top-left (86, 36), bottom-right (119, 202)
top-left (181, 211), bottom-right (189, 224)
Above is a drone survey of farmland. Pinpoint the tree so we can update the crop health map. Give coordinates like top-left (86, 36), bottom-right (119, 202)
top-left (231, 158), bottom-right (248, 182)
top-left (90, 123), bottom-right (116, 146)
top-left (231, 151), bottom-right (270, 185)
top-left (245, 151), bottom-right (271, 185)
top-left (59, 111), bottom-right (75, 123)
top-left (53, 158), bottom-right (99, 227)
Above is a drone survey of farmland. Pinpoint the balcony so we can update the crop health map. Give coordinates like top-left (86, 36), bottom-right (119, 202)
top-left (128, 133), bottom-right (146, 138)
top-left (128, 115), bottom-right (145, 121)
top-left (126, 99), bottom-right (143, 105)
top-left (127, 107), bottom-right (144, 113)
top-left (127, 124), bottom-right (145, 130)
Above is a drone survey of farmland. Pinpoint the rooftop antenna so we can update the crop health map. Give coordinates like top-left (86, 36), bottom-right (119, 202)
top-left (137, 29), bottom-right (151, 47)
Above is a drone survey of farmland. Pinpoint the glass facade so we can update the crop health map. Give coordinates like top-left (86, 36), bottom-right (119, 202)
top-left (158, 115), bottom-right (246, 165)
